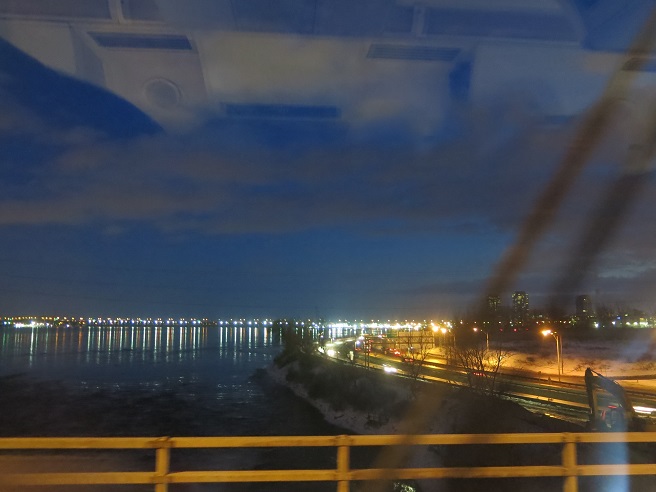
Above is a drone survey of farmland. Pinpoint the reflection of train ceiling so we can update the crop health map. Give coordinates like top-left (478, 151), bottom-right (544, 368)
top-left (1, 0), bottom-right (654, 132)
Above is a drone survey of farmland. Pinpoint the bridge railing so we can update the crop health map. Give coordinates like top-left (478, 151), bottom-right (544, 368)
top-left (1, 432), bottom-right (656, 491)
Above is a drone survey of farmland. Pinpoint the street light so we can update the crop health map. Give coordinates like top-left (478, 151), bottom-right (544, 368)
top-left (541, 329), bottom-right (563, 381)
top-left (472, 327), bottom-right (489, 352)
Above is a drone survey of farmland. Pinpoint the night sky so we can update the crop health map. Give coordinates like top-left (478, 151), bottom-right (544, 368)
top-left (1, 1), bottom-right (655, 320)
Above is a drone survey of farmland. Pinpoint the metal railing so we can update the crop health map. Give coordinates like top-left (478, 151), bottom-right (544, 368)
top-left (1, 432), bottom-right (655, 491)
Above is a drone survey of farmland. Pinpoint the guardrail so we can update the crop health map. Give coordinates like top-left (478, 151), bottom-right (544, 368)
top-left (1, 432), bottom-right (655, 491)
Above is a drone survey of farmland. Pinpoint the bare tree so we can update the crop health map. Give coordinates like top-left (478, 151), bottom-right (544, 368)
top-left (398, 329), bottom-right (434, 394)
top-left (451, 344), bottom-right (513, 395)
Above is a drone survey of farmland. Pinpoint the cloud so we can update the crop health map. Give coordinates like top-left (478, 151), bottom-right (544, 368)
top-left (0, 87), bottom-right (633, 240)
top-left (599, 257), bottom-right (656, 279)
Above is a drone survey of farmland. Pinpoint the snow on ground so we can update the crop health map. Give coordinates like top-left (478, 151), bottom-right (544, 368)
top-left (266, 363), bottom-right (403, 435)
top-left (431, 335), bottom-right (654, 373)
top-left (503, 337), bottom-right (656, 377)
top-left (427, 333), bottom-right (656, 390)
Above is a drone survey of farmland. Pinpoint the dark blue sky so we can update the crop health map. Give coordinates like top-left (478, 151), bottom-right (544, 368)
top-left (1, 1), bottom-right (655, 319)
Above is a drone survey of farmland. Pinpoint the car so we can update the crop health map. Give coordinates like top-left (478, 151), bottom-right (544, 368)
top-left (466, 370), bottom-right (486, 387)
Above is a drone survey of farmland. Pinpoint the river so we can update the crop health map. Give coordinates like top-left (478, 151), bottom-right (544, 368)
top-left (0, 323), bottom-right (342, 433)
top-left (0, 323), bottom-right (354, 491)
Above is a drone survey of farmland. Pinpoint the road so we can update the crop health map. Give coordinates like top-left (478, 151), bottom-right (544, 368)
top-left (346, 350), bottom-right (656, 426)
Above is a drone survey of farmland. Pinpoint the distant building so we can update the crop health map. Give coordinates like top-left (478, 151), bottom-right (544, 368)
top-left (487, 295), bottom-right (501, 311)
top-left (575, 295), bottom-right (593, 319)
top-left (511, 291), bottom-right (529, 326)
top-left (483, 295), bottom-right (503, 330)
top-left (487, 295), bottom-right (501, 315)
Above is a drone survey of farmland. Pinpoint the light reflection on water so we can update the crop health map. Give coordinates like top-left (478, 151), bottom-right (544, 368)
top-left (0, 324), bottom-right (282, 391)
top-left (1, 322), bottom-right (345, 436)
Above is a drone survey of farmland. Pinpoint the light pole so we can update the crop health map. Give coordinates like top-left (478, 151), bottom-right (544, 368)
top-left (437, 327), bottom-right (447, 349)
top-left (473, 327), bottom-right (489, 352)
top-left (541, 329), bottom-right (563, 381)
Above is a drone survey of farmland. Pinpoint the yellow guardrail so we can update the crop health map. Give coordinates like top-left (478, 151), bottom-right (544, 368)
top-left (1, 432), bottom-right (655, 491)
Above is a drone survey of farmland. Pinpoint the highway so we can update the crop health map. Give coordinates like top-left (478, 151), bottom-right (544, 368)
top-left (343, 350), bottom-right (656, 426)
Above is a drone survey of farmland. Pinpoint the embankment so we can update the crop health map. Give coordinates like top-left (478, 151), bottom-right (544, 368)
top-left (267, 352), bottom-right (592, 491)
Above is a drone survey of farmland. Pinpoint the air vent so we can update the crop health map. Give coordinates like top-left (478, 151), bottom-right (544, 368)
top-left (367, 44), bottom-right (460, 62)
top-left (0, 0), bottom-right (111, 19)
top-left (89, 32), bottom-right (192, 50)
top-left (225, 104), bottom-right (340, 119)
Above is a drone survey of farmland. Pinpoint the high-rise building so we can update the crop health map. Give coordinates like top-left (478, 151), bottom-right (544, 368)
top-left (511, 291), bottom-right (529, 326)
top-left (576, 295), bottom-right (593, 319)
top-left (483, 295), bottom-right (503, 329)
top-left (487, 295), bottom-right (501, 315)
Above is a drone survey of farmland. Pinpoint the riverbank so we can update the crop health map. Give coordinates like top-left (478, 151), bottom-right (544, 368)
top-left (266, 353), bottom-right (599, 491)
top-left (267, 354), bottom-right (580, 435)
